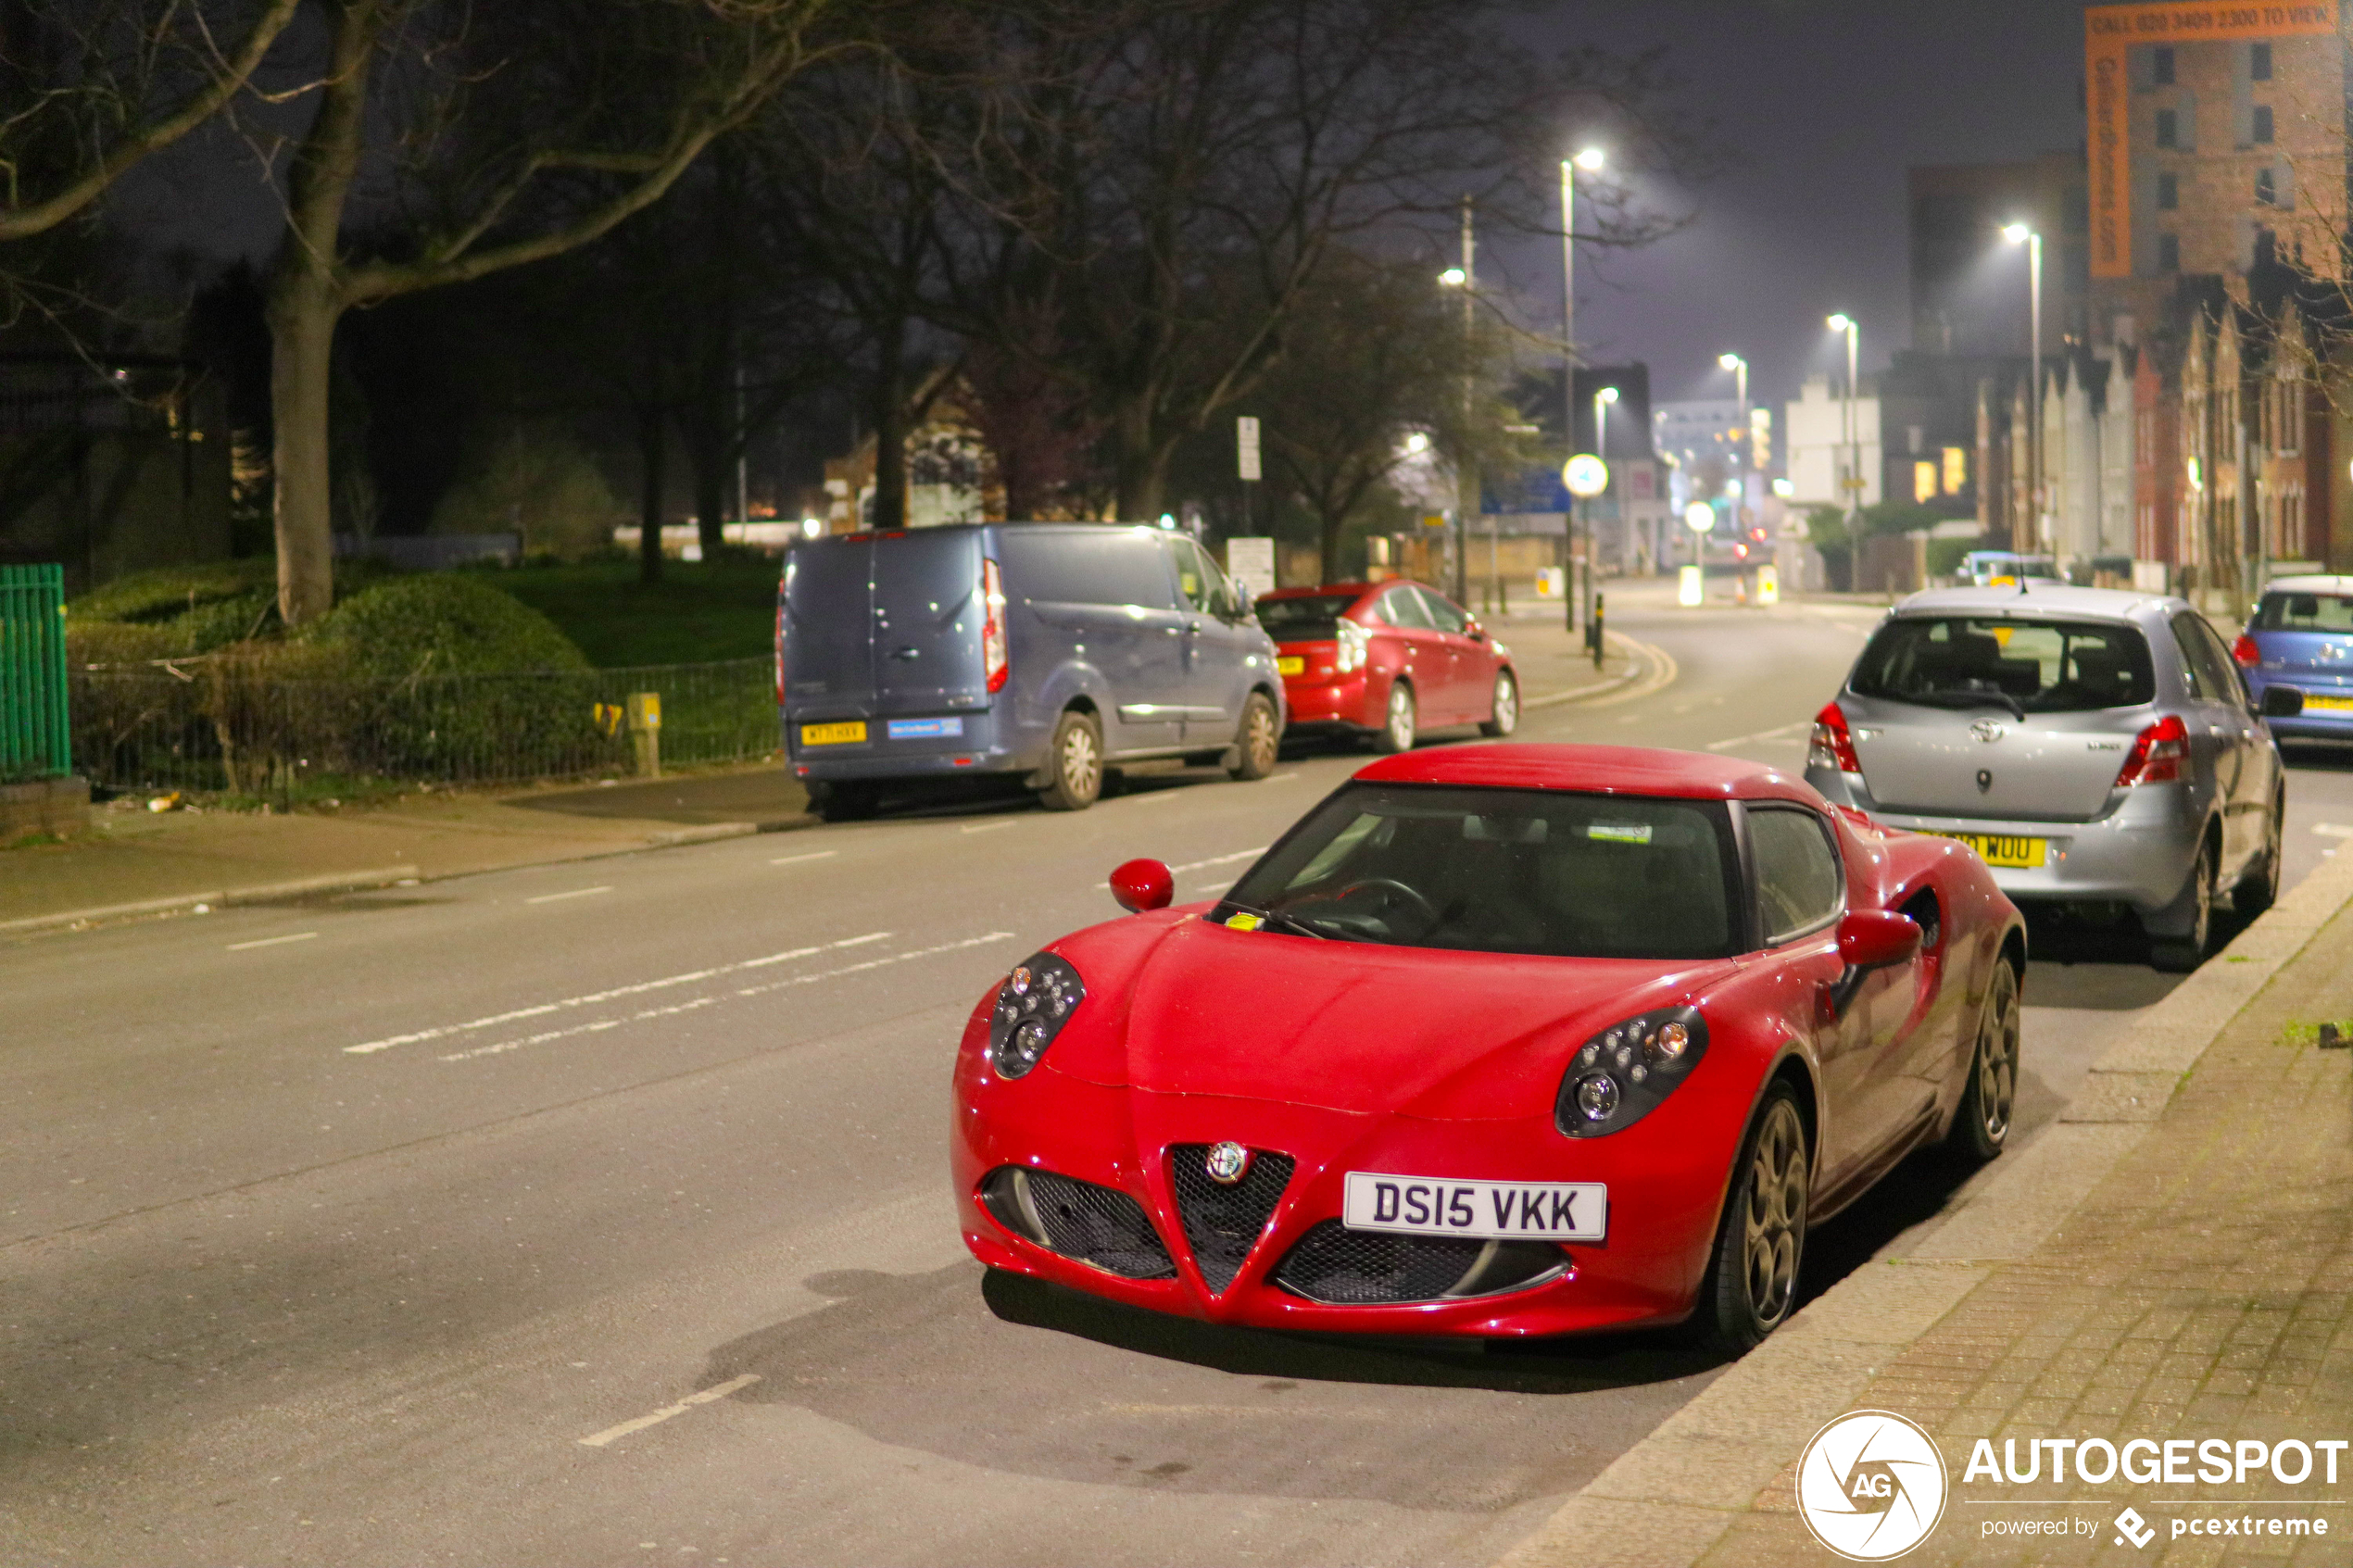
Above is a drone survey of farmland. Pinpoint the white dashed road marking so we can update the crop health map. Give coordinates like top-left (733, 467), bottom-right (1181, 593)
top-left (1705, 720), bottom-right (1812, 753)
top-left (771, 849), bottom-right (837, 865)
top-left (341, 933), bottom-right (892, 1055)
top-left (579, 1374), bottom-right (762, 1449)
top-left (525, 885), bottom-right (612, 905)
top-left (1171, 847), bottom-right (1267, 872)
top-left (2313, 823), bottom-right (2353, 838)
top-left (960, 820), bottom-right (1017, 834)
top-left (228, 932), bottom-right (318, 952)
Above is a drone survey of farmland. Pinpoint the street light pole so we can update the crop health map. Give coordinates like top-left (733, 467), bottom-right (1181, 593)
top-left (1559, 149), bottom-right (1603, 629)
top-left (1718, 351), bottom-right (1748, 555)
top-left (1456, 194), bottom-right (1476, 607)
top-left (2004, 223), bottom-right (2043, 555)
top-left (1828, 313), bottom-right (1861, 587)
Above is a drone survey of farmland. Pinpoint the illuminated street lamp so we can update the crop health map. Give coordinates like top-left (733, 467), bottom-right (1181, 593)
top-left (2003, 222), bottom-right (2044, 550)
top-left (1826, 314), bottom-right (1860, 528)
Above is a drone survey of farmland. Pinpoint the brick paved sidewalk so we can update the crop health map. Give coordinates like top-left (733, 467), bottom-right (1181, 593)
top-left (1709, 906), bottom-right (2353, 1566)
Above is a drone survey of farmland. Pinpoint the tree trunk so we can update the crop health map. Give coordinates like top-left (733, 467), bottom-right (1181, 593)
top-left (637, 404), bottom-right (667, 585)
top-left (1112, 402), bottom-right (1170, 522)
top-left (688, 392), bottom-right (730, 559)
top-left (265, 271), bottom-right (344, 627)
top-left (869, 321), bottom-right (909, 531)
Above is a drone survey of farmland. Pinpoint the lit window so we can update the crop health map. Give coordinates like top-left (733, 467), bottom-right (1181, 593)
top-left (1942, 446), bottom-right (1967, 493)
top-left (1915, 462), bottom-right (1937, 504)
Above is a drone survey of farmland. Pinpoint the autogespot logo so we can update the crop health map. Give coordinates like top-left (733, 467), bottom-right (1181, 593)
top-left (1796, 1411), bottom-right (1950, 1561)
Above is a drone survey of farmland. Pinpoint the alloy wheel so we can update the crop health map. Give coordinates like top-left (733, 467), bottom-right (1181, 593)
top-left (1243, 699), bottom-right (1278, 771)
top-left (1383, 684), bottom-right (1416, 751)
top-left (1483, 671), bottom-right (1519, 736)
top-left (1742, 1098), bottom-right (1806, 1330)
top-left (1061, 723), bottom-right (1101, 800)
top-left (1975, 964), bottom-right (2020, 1145)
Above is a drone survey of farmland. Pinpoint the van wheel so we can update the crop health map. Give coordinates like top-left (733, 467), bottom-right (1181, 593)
top-left (820, 783), bottom-right (878, 822)
top-left (1037, 710), bottom-right (1103, 811)
top-left (1228, 693), bottom-right (1280, 780)
top-left (2150, 837), bottom-right (2216, 972)
top-left (1479, 670), bottom-right (1519, 737)
top-left (1371, 681), bottom-right (1416, 754)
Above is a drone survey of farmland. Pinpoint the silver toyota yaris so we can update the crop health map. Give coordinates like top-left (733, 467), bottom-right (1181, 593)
top-left (1805, 584), bottom-right (2291, 972)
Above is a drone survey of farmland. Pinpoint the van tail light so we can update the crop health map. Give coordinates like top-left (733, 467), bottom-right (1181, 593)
top-left (1808, 701), bottom-right (1861, 772)
top-left (774, 598), bottom-right (786, 703)
top-left (2115, 713), bottom-right (2189, 786)
top-left (2232, 633), bottom-right (2259, 667)
top-left (981, 557), bottom-right (1009, 694)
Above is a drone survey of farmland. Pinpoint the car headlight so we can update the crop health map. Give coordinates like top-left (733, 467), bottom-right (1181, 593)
top-left (1554, 1006), bottom-right (1708, 1138)
top-left (988, 953), bottom-right (1086, 1079)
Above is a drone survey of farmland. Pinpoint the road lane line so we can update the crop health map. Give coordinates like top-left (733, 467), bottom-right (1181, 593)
top-left (960, 820), bottom-right (1017, 834)
top-left (342, 932), bottom-right (892, 1055)
top-left (228, 932), bottom-right (318, 952)
top-left (1705, 720), bottom-right (1812, 753)
top-left (434, 932), bottom-right (1014, 1063)
top-left (770, 849), bottom-right (838, 865)
top-left (2314, 823), bottom-right (2353, 838)
top-left (579, 1374), bottom-right (761, 1449)
top-left (525, 885), bottom-right (613, 905)
top-left (1170, 847), bottom-right (1267, 872)
top-left (1266, 771), bottom-right (1301, 782)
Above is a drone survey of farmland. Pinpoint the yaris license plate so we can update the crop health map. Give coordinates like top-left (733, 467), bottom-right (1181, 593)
top-left (1934, 831), bottom-right (2046, 869)
top-left (1342, 1172), bottom-right (1606, 1242)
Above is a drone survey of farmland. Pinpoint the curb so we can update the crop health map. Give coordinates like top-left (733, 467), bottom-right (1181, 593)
top-left (0, 865), bottom-right (422, 939)
top-left (1493, 844), bottom-right (2353, 1568)
top-left (1523, 633), bottom-right (1672, 710)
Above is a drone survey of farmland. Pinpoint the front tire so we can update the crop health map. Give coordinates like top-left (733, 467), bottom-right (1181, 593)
top-left (2233, 788), bottom-right (2284, 920)
top-left (1478, 669), bottom-right (1519, 737)
top-left (1944, 957), bottom-right (2019, 1163)
top-left (1693, 1083), bottom-right (1808, 1353)
top-left (2150, 836), bottom-right (2217, 972)
top-left (1228, 692), bottom-right (1280, 780)
top-left (1371, 680), bottom-right (1416, 754)
top-left (1036, 709), bottom-right (1103, 811)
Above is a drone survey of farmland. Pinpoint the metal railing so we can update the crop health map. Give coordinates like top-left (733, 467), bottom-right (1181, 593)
top-left (69, 656), bottom-right (776, 798)
top-left (2, 563), bottom-right (71, 783)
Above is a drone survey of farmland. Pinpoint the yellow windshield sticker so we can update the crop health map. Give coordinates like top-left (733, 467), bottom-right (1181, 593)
top-left (1588, 823), bottom-right (1654, 845)
top-left (1225, 912), bottom-right (1265, 932)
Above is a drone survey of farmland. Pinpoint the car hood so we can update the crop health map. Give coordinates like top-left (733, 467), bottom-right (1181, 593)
top-left (1044, 911), bottom-right (1736, 1121)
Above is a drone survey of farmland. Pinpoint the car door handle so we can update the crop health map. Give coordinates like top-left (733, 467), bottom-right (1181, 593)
top-left (889, 646), bottom-right (921, 661)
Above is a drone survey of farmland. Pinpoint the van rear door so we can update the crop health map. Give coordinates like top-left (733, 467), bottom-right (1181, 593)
top-left (781, 536), bottom-right (875, 716)
top-left (870, 529), bottom-right (988, 716)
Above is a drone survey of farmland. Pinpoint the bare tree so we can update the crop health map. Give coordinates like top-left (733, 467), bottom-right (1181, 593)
top-left (0, 0), bottom-right (303, 243)
top-left (257, 0), bottom-right (841, 624)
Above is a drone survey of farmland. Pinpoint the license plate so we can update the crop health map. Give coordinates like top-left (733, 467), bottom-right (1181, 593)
top-left (2304, 694), bottom-right (2353, 712)
top-left (799, 721), bottom-right (867, 746)
top-left (1342, 1172), bottom-right (1606, 1242)
top-left (1277, 656), bottom-right (1305, 676)
top-left (1936, 831), bottom-right (2047, 869)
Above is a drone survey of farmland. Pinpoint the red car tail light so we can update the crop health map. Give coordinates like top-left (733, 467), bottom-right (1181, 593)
top-left (1808, 701), bottom-right (1861, 772)
top-left (2115, 713), bottom-right (2189, 786)
top-left (2232, 633), bottom-right (2259, 667)
top-left (981, 557), bottom-right (1009, 694)
top-left (774, 597), bottom-right (786, 704)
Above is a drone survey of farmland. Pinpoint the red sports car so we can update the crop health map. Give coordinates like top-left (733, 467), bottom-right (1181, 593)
top-left (1255, 581), bottom-right (1518, 752)
top-left (951, 745), bottom-right (2024, 1348)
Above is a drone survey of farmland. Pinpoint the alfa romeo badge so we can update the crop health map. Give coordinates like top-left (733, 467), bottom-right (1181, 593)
top-left (1204, 1141), bottom-right (1252, 1185)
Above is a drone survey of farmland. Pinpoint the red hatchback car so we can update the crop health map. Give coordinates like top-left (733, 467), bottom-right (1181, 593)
top-left (952, 746), bottom-right (2025, 1349)
top-left (1256, 581), bottom-right (1517, 751)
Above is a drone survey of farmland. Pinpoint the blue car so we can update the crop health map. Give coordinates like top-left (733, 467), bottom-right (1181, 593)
top-left (2233, 574), bottom-right (2353, 743)
top-left (778, 522), bottom-right (1287, 818)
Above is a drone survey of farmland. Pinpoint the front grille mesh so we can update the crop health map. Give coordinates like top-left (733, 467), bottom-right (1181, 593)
top-left (984, 1167), bottom-right (1175, 1279)
top-left (1166, 1145), bottom-right (1295, 1292)
top-left (1272, 1222), bottom-right (1567, 1305)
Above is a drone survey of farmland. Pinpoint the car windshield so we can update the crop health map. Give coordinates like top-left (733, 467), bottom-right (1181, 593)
top-left (1254, 594), bottom-right (1359, 642)
top-left (1216, 784), bottom-right (1739, 960)
top-left (1851, 616), bottom-right (2155, 714)
top-left (2253, 591), bottom-right (2353, 633)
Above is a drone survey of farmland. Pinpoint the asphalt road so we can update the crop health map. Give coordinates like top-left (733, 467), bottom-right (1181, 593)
top-left (7, 588), bottom-right (2353, 1567)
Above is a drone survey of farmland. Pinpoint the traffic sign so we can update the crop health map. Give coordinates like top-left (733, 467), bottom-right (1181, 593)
top-left (1562, 454), bottom-right (1609, 498)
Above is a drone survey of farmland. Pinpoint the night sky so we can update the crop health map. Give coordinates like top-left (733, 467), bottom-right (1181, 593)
top-left (1510, 0), bottom-right (2087, 417)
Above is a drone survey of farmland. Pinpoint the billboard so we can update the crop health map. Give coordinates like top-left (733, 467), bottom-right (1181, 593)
top-left (2085, 1), bottom-right (2339, 280)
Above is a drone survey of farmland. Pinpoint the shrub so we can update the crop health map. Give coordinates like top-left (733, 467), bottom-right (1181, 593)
top-left (428, 427), bottom-right (629, 561)
top-left (303, 572), bottom-right (590, 677)
top-left (71, 558), bottom-right (279, 625)
top-left (65, 621), bottom-right (181, 668)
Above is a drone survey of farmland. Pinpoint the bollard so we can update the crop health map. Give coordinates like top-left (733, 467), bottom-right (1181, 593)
top-left (1590, 593), bottom-right (1605, 670)
top-left (626, 691), bottom-right (662, 778)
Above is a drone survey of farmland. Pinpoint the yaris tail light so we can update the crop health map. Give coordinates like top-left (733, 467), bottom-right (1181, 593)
top-left (1808, 701), bottom-right (1861, 772)
top-left (2115, 713), bottom-right (2189, 786)
top-left (2232, 633), bottom-right (2260, 667)
top-left (981, 557), bottom-right (1009, 694)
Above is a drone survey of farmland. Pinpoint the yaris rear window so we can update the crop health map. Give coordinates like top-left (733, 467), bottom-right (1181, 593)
top-left (1851, 617), bottom-right (2155, 714)
top-left (1215, 784), bottom-right (1739, 960)
top-left (2253, 592), bottom-right (2353, 632)
top-left (1255, 595), bottom-right (1359, 641)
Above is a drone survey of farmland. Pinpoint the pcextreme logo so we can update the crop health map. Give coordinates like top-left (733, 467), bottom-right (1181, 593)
top-left (1796, 1411), bottom-right (1950, 1561)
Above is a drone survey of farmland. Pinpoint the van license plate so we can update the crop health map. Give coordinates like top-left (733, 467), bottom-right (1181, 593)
top-left (1277, 656), bottom-right (1305, 676)
top-left (1343, 1172), bottom-right (1605, 1242)
top-left (1936, 832), bottom-right (2046, 869)
top-left (799, 721), bottom-right (867, 746)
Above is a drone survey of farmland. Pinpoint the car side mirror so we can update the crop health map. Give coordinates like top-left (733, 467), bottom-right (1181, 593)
top-left (2262, 685), bottom-right (2305, 718)
top-left (1110, 858), bottom-right (1174, 913)
top-left (1837, 909), bottom-right (1922, 971)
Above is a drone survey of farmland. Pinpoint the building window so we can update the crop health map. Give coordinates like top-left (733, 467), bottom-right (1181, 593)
top-left (2157, 108), bottom-right (2178, 147)
top-left (2158, 172), bottom-right (2178, 209)
top-left (2253, 104), bottom-right (2274, 143)
top-left (2250, 42), bottom-right (2271, 82)
top-left (2257, 167), bottom-right (2277, 206)
top-left (1942, 446), bottom-right (1967, 493)
top-left (1915, 461), bottom-right (1937, 504)
top-left (2158, 232), bottom-right (2181, 271)
top-left (2155, 46), bottom-right (2175, 84)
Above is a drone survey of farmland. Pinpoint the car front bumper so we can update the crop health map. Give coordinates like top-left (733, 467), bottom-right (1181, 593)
top-left (951, 1032), bottom-right (1741, 1338)
top-left (1806, 764), bottom-right (2201, 916)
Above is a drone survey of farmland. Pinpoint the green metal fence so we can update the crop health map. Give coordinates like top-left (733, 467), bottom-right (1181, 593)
top-left (1, 564), bottom-right (71, 783)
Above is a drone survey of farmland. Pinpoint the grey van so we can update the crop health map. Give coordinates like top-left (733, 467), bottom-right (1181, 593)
top-left (777, 523), bottom-right (1287, 817)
